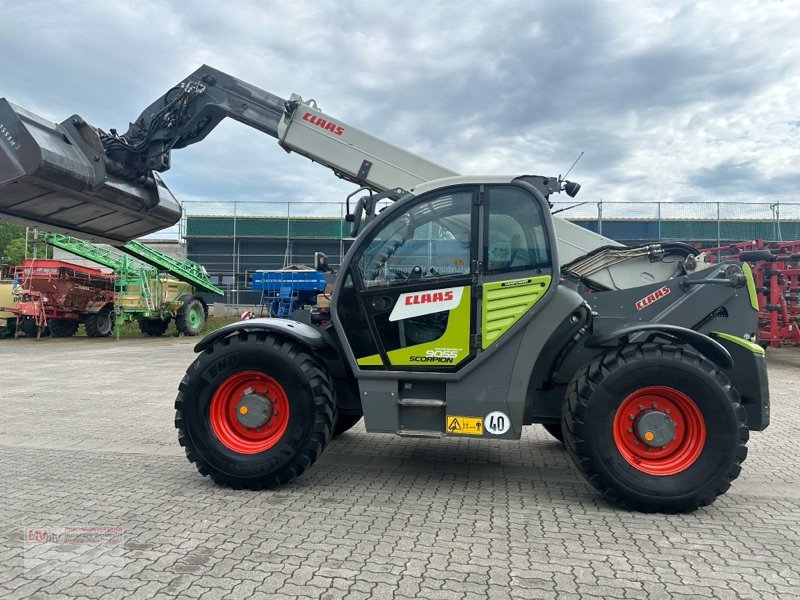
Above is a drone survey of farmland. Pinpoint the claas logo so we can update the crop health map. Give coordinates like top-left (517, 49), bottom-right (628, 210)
top-left (635, 285), bottom-right (671, 311)
top-left (302, 112), bottom-right (344, 136)
top-left (404, 290), bottom-right (454, 305)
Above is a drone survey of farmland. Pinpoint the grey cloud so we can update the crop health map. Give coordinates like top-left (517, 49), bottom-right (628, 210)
top-left (0, 0), bottom-right (797, 215)
top-left (690, 161), bottom-right (800, 196)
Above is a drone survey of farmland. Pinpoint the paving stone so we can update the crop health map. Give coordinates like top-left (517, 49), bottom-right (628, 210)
top-left (0, 339), bottom-right (798, 600)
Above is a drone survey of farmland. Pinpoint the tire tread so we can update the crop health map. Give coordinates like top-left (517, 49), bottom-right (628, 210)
top-left (562, 343), bottom-right (749, 513)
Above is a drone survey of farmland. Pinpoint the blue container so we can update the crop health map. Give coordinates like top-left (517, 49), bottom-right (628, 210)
top-left (251, 270), bottom-right (327, 317)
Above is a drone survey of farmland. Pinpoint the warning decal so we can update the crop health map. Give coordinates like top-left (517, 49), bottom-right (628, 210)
top-left (446, 415), bottom-right (483, 436)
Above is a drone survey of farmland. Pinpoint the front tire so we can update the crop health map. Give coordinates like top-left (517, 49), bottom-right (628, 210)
top-left (139, 318), bottom-right (169, 337)
top-left (20, 317), bottom-right (48, 338)
top-left (85, 306), bottom-right (113, 337)
top-left (175, 331), bottom-right (334, 489)
top-left (563, 343), bottom-right (748, 513)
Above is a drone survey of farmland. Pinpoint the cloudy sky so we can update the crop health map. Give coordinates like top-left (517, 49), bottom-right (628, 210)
top-left (1, 0), bottom-right (798, 230)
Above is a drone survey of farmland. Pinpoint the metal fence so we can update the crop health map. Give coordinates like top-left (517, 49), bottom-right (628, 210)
top-left (178, 199), bottom-right (800, 308)
top-left (180, 199), bottom-right (800, 239)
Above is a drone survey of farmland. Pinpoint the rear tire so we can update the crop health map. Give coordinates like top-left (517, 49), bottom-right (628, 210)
top-left (49, 319), bottom-right (79, 337)
top-left (175, 331), bottom-right (334, 489)
top-left (176, 297), bottom-right (206, 336)
top-left (85, 306), bottom-right (113, 337)
top-left (563, 343), bottom-right (748, 513)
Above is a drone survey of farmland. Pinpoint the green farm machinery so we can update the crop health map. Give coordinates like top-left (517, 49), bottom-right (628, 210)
top-left (41, 232), bottom-right (223, 337)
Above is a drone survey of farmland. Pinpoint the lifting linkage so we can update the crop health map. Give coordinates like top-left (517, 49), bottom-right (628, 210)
top-left (95, 65), bottom-right (463, 200)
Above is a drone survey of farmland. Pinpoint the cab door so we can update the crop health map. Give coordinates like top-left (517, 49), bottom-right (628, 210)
top-left (336, 187), bottom-right (478, 371)
top-left (334, 181), bottom-right (557, 373)
top-left (478, 184), bottom-right (556, 350)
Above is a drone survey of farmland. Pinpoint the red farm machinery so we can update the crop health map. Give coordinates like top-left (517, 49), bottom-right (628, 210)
top-left (1, 259), bottom-right (115, 338)
top-left (1, 232), bottom-right (223, 339)
top-left (702, 239), bottom-right (800, 347)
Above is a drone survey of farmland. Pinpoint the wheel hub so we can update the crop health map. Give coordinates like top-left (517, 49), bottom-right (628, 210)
top-left (208, 370), bottom-right (290, 454)
top-left (235, 392), bottom-right (273, 428)
top-left (634, 410), bottom-right (675, 447)
top-left (613, 386), bottom-right (706, 476)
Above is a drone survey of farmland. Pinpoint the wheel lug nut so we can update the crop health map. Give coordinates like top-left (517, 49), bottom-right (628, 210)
top-left (651, 402), bottom-right (658, 408)
top-left (637, 404), bottom-right (645, 411)
top-left (628, 414), bottom-right (635, 420)
top-left (627, 427), bottom-right (633, 433)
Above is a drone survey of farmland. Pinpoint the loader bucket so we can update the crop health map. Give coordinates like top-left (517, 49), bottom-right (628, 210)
top-left (0, 99), bottom-right (181, 244)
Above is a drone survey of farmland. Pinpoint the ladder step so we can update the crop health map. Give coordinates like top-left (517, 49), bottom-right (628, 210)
top-left (397, 429), bottom-right (443, 438)
top-left (398, 398), bottom-right (446, 408)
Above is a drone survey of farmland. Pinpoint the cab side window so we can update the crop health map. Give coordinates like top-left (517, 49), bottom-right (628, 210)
top-left (484, 187), bottom-right (551, 274)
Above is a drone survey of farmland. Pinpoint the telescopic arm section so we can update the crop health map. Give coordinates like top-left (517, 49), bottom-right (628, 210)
top-left (99, 65), bottom-right (289, 181)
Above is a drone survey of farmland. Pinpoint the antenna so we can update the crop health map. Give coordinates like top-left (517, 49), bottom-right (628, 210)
top-left (561, 151), bottom-right (584, 182)
top-left (552, 201), bottom-right (588, 215)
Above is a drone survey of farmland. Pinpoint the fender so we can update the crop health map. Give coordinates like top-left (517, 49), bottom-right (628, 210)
top-left (194, 317), bottom-right (330, 353)
top-left (85, 301), bottom-right (113, 314)
top-left (587, 323), bottom-right (733, 370)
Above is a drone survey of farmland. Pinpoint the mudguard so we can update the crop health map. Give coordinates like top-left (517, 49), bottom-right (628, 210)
top-left (587, 323), bottom-right (734, 370)
top-left (194, 317), bottom-right (330, 353)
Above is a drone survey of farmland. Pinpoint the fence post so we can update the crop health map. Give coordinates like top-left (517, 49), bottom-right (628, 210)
top-left (716, 202), bottom-right (721, 248)
top-left (657, 202), bottom-right (661, 241)
top-left (597, 200), bottom-right (603, 236)
top-left (284, 203), bottom-right (291, 267)
top-left (773, 201), bottom-right (782, 242)
top-left (232, 201), bottom-right (237, 307)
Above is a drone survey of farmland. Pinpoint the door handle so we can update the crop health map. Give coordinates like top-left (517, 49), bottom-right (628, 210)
top-left (371, 296), bottom-right (393, 312)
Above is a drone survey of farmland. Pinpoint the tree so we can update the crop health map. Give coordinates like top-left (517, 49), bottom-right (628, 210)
top-left (4, 238), bottom-right (26, 265)
top-left (0, 221), bottom-right (26, 264)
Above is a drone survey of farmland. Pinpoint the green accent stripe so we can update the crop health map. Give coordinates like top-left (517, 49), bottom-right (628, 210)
top-left (713, 331), bottom-right (765, 355)
top-left (356, 353), bottom-right (383, 366)
top-left (740, 262), bottom-right (759, 311)
top-left (481, 276), bottom-right (551, 349)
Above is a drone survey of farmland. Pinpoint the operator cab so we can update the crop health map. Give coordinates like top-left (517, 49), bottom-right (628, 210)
top-left (332, 177), bottom-right (559, 373)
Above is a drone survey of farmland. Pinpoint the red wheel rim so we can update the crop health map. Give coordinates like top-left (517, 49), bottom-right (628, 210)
top-left (612, 386), bottom-right (706, 476)
top-left (209, 370), bottom-right (290, 454)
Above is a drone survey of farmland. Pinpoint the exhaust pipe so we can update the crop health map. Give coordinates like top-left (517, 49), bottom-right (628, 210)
top-left (0, 99), bottom-right (181, 244)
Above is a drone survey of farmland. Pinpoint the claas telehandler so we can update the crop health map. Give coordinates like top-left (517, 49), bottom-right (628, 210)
top-left (0, 66), bottom-right (768, 512)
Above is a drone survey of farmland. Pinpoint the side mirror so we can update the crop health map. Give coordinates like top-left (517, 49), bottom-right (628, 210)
top-left (563, 180), bottom-right (581, 198)
top-left (314, 252), bottom-right (330, 272)
top-left (349, 197), bottom-right (366, 237)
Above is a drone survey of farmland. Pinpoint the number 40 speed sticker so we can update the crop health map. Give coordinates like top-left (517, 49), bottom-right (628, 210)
top-left (485, 411), bottom-right (510, 435)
